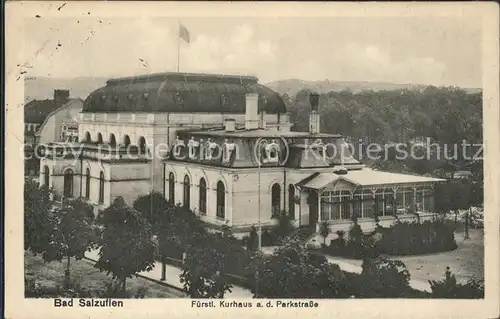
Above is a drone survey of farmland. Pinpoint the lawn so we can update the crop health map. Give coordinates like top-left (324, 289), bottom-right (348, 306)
top-left (388, 226), bottom-right (484, 284)
top-left (24, 250), bottom-right (186, 298)
top-left (312, 224), bottom-right (484, 285)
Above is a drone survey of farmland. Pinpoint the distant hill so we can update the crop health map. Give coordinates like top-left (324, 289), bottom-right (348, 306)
top-left (24, 76), bottom-right (482, 104)
top-left (24, 76), bottom-right (108, 103)
top-left (265, 79), bottom-right (482, 97)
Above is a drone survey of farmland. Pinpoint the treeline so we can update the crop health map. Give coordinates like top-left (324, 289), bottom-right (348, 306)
top-left (283, 86), bottom-right (483, 146)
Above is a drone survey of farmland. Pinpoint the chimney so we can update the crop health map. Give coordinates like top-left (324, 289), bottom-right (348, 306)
top-left (245, 93), bottom-right (259, 130)
top-left (259, 110), bottom-right (267, 129)
top-left (309, 92), bottom-right (320, 134)
top-left (54, 89), bottom-right (70, 106)
top-left (224, 118), bottom-right (236, 132)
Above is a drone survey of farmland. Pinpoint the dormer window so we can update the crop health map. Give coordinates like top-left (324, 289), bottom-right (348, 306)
top-left (222, 139), bottom-right (235, 163)
top-left (311, 138), bottom-right (326, 159)
top-left (143, 93), bottom-right (150, 99)
top-left (204, 138), bottom-right (218, 160)
top-left (221, 94), bottom-right (230, 107)
top-left (263, 139), bottom-right (280, 163)
top-left (341, 140), bottom-right (354, 159)
top-left (175, 93), bottom-right (184, 105)
top-left (188, 137), bottom-right (200, 159)
top-left (173, 136), bottom-right (185, 158)
top-left (101, 95), bottom-right (107, 101)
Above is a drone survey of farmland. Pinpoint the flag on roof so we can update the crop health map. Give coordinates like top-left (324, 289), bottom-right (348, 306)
top-left (179, 24), bottom-right (190, 43)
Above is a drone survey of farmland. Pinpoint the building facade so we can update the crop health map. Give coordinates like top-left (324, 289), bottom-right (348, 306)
top-left (163, 93), bottom-right (443, 240)
top-left (37, 98), bottom-right (83, 144)
top-left (40, 72), bottom-right (444, 240)
top-left (40, 72), bottom-right (289, 209)
top-left (25, 89), bottom-right (73, 176)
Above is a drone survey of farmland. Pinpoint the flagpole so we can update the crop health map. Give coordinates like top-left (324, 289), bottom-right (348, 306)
top-left (177, 23), bottom-right (180, 73)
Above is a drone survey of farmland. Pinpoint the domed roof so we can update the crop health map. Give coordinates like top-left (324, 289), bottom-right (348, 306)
top-left (82, 72), bottom-right (287, 114)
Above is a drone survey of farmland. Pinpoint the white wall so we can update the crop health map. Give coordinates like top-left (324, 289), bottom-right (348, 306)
top-left (164, 162), bottom-right (233, 224)
top-left (162, 162), bottom-right (322, 231)
top-left (38, 100), bottom-right (83, 144)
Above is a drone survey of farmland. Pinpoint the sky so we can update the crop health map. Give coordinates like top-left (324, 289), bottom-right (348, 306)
top-left (21, 15), bottom-right (482, 88)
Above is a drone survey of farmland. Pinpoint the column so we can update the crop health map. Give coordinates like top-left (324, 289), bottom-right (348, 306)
top-left (422, 189), bottom-right (426, 212)
top-left (393, 187), bottom-right (398, 215)
top-left (349, 191), bottom-right (354, 219)
top-left (382, 190), bottom-right (386, 216)
top-left (317, 190), bottom-right (321, 223)
top-left (402, 189), bottom-right (406, 211)
top-left (361, 191), bottom-right (364, 218)
top-left (413, 187), bottom-right (417, 213)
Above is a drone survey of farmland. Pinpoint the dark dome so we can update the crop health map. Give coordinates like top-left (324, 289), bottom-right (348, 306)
top-left (82, 72), bottom-right (287, 114)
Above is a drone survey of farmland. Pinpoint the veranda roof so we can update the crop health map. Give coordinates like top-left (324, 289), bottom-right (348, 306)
top-left (298, 168), bottom-right (446, 189)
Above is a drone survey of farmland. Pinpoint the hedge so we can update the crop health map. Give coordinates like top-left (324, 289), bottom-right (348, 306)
top-left (323, 220), bottom-right (458, 258)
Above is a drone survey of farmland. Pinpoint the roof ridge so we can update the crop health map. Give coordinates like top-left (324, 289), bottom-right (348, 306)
top-left (106, 72), bottom-right (259, 85)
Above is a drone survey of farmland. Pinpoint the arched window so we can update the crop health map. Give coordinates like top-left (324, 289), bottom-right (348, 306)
top-left (199, 178), bottom-right (207, 215)
top-left (84, 132), bottom-right (91, 143)
top-left (98, 171), bottom-right (105, 204)
top-left (216, 181), bottom-right (225, 219)
top-left (43, 165), bottom-right (50, 187)
top-left (63, 169), bottom-right (74, 198)
top-left (123, 135), bottom-right (131, 146)
top-left (85, 168), bottom-right (91, 199)
top-left (138, 136), bottom-right (146, 154)
top-left (271, 183), bottom-right (281, 217)
top-left (183, 175), bottom-right (190, 210)
top-left (109, 134), bottom-right (116, 146)
top-left (288, 184), bottom-right (296, 219)
top-left (97, 133), bottom-right (103, 144)
top-left (168, 172), bottom-right (175, 203)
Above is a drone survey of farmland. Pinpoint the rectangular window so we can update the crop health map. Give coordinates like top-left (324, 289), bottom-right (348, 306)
top-left (362, 196), bottom-right (374, 218)
top-left (353, 195), bottom-right (362, 218)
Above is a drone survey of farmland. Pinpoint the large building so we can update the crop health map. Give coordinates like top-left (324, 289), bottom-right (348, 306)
top-left (25, 90), bottom-right (79, 176)
top-left (40, 72), bottom-right (444, 239)
top-left (36, 98), bottom-right (83, 144)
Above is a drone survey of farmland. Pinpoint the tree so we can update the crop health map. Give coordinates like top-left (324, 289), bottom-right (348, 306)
top-left (319, 221), bottom-right (331, 246)
top-left (94, 197), bottom-right (155, 293)
top-left (435, 179), bottom-right (472, 238)
top-left (133, 192), bottom-right (174, 281)
top-left (24, 180), bottom-right (53, 254)
top-left (358, 256), bottom-right (411, 297)
top-left (180, 232), bottom-right (233, 298)
top-left (43, 198), bottom-right (97, 286)
top-left (247, 239), bottom-right (350, 298)
top-left (429, 267), bottom-right (484, 298)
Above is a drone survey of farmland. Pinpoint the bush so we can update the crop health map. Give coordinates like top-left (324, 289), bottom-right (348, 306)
top-left (323, 220), bottom-right (458, 258)
top-left (25, 278), bottom-right (149, 298)
top-left (355, 256), bottom-right (412, 298)
top-left (25, 278), bottom-right (92, 298)
top-left (378, 220), bottom-right (457, 255)
top-left (429, 267), bottom-right (484, 298)
top-left (97, 282), bottom-right (149, 298)
top-left (246, 226), bottom-right (259, 251)
top-left (272, 212), bottom-right (295, 239)
top-left (246, 240), bottom-right (352, 298)
top-left (261, 230), bottom-right (281, 247)
top-left (323, 224), bottom-right (375, 259)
